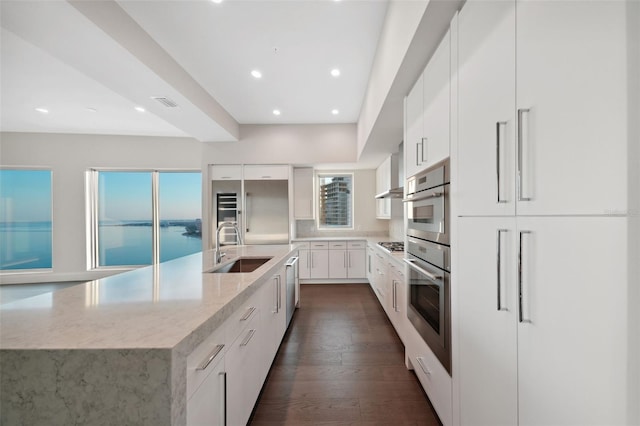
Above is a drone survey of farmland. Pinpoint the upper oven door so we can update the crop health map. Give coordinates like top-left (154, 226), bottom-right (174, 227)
top-left (404, 184), bottom-right (449, 245)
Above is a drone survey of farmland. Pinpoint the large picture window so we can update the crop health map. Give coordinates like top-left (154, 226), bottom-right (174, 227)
top-left (317, 173), bottom-right (353, 229)
top-left (0, 169), bottom-right (52, 271)
top-left (90, 170), bottom-right (201, 268)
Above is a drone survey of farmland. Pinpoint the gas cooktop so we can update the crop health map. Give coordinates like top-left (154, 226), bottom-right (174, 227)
top-left (377, 241), bottom-right (405, 253)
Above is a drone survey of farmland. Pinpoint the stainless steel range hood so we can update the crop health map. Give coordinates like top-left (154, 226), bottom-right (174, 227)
top-left (375, 187), bottom-right (404, 199)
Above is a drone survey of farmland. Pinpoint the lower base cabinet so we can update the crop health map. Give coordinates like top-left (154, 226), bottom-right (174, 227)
top-left (187, 267), bottom-right (289, 426)
top-left (458, 216), bottom-right (631, 425)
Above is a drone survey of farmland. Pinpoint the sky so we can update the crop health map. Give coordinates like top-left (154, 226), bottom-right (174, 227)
top-left (0, 169), bottom-right (52, 222)
top-left (99, 171), bottom-right (201, 221)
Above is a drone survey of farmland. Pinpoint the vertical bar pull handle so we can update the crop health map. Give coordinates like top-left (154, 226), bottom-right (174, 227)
top-left (219, 371), bottom-right (227, 426)
top-left (496, 121), bottom-right (508, 203)
top-left (415, 142), bottom-right (421, 166)
top-left (421, 137), bottom-right (428, 163)
top-left (496, 229), bottom-right (508, 311)
top-left (518, 230), bottom-right (532, 323)
top-left (517, 109), bottom-right (532, 202)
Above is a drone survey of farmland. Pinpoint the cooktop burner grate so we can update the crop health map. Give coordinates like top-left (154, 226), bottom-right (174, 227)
top-left (377, 241), bottom-right (405, 252)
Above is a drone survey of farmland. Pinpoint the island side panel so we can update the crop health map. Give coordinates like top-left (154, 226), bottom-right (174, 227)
top-left (0, 348), bottom-right (172, 426)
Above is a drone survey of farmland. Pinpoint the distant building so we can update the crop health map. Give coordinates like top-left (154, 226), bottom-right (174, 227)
top-left (319, 177), bottom-right (351, 226)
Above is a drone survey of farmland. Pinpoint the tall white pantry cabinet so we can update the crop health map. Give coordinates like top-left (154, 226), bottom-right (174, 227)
top-left (454, 1), bottom-right (638, 426)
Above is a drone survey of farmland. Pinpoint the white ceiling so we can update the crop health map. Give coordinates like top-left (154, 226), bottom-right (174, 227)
top-left (0, 0), bottom-right (388, 141)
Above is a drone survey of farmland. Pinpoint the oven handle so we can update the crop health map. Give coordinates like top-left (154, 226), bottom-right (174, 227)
top-left (402, 191), bottom-right (444, 203)
top-left (402, 258), bottom-right (442, 281)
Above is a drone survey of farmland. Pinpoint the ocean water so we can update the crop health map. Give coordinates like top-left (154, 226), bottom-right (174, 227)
top-left (0, 222), bottom-right (202, 270)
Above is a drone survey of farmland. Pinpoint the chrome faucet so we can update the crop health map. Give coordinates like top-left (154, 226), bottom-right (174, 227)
top-left (215, 221), bottom-right (243, 263)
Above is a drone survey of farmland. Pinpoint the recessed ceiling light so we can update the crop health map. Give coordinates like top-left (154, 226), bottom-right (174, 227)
top-left (134, 106), bottom-right (146, 113)
top-left (273, 109), bottom-right (281, 116)
top-left (35, 107), bottom-right (49, 114)
top-left (86, 107), bottom-right (97, 113)
top-left (251, 70), bottom-right (262, 79)
top-left (330, 68), bottom-right (341, 77)
top-left (211, 0), bottom-right (223, 3)
top-left (332, 109), bottom-right (339, 115)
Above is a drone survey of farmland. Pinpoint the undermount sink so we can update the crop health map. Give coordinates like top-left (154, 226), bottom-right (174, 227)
top-left (208, 257), bottom-right (273, 273)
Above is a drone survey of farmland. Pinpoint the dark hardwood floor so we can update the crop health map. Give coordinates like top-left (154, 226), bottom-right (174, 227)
top-left (249, 284), bottom-right (441, 426)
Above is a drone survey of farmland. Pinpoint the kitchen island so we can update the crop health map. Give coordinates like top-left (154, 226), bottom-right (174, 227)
top-left (0, 244), bottom-right (298, 426)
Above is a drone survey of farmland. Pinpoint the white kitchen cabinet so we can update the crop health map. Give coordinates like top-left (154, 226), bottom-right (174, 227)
top-left (421, 28), bottom-right (450, 170)
top-left (372, 250), bottom-right (388, 304)
top-left (210, 164), bottom-right (242, 180)
top-left (260, 268), bottom-right (286, 375)
top-left (366, 244), bottom-right (375, 285)
top-left (404, 29), bottom-right (451, 180)
top-left (405, 73), bottom-right (424, 179)
top-left (309, 241), bottom-right (329, 279)
top-left (375, 157), bottom-right (391, 219)
top-left (226, 308), bottom-right (262, 426)
top-left (458, 216), bottom-right (630, 425)
top-left (243, 164), bottom-right (289, 180)
top-left (457, 0), bottom-right (516, 217)
top-left (457, 0), bottom-right (630, 217)
top-left (328, 241), bottom-right (366, 279)
top-left (293, 168), bottom-right (314, 219)
top-left (297, 243), bottom-right (311, 279)
top-left (187, 355), bottom-right (225, 426)
top-left (387, 261), bottom-right (407, 344)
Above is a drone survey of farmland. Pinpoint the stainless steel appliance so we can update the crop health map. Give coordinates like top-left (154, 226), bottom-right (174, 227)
top-left (285, 255), bottom-right (299, 327)
top-left (404, 158), bottom-right (450, 245)
top-left (404, 237), bottom-right (451, 374)
top-left (377, 241), bottom-right (404, 253)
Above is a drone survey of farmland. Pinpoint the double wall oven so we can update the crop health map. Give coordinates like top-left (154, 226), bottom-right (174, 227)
top-left (403, 158), bottom-right (451, 374)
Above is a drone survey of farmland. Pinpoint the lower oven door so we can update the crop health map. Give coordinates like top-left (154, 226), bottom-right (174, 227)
top-left (404, 256), bottom-right (451, 374)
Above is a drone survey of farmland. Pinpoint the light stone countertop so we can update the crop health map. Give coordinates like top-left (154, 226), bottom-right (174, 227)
top-left (0, 244), bottom-right (298, 350)
top-left (0, 244), bottom-right (299, 426)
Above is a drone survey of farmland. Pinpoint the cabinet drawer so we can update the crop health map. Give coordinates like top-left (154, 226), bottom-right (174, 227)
top-left (225, 295), bottom-right (260, 346)
top-left (210, 164), bottom-right (242, 180)
top-left (309, 241), bottom-right (329, 249)
top-left (347, 240), bottom-right (366, 249)
top-left (186, 324), bottom-right (226, 400)
top-left (329, 241), bottom-right (347, 249)
top-left (243, 165), bottom-right (289, 180)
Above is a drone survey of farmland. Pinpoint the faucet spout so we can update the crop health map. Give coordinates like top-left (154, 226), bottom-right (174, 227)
top-left (215, 221), bottom-right (243, 263)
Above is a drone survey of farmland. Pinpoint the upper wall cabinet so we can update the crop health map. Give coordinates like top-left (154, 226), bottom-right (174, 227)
top-left (293, 168), bottom-right (314, 220)
top-left (243, 165), bottom-right (289, 180)
top-left (457, 0), bottom-right (631, 216)
top-left (405, 29), bottom-right (451, 179)
top-left (210, 165), bottom-right (242, 180)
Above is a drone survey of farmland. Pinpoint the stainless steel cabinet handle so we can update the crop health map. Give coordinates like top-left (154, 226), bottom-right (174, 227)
top-left (416, 356), bottom-right (431, 376)
top-left (421, 137), bottom-right (427, 163)
top-left (240, 329), bottom-right (256, 347)
top-left (518, 230), bottom-right (532, 323)
top-left (517, 109), bottom-right (532, 202)
top-left (273, 276), bottom-right (279, 313)
top-left (402, 191), bottom-right (444, 203)
top-left (196, 344), bottom-right (225, 371)
top-left (392, 280), bottom-right (398, 311)
top-left (277, 275), bottom-right (281, 310)
top-left (496, 229), bottom-right (508, 312)
top-left (348, 252), bottom-right (352, 268)
top-left (496, 121), bottom-right (508, 203)
top-left (240, 306), bottom-right (256, 321)
top-left (415, 142), bottom-right (421, 166)
top-left (402, 258), bottom-right (442, 282)
top-left (219, 372), bottom-right (227, 426)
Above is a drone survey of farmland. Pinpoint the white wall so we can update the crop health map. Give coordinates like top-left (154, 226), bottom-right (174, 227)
top-left (0, 132), bottom-right (202, 283)
top-left (202, 123), bottom-right (358, 165)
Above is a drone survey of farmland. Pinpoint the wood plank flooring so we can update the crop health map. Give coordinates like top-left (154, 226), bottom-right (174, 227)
top-left (248, 284), bottom-right (441, 426)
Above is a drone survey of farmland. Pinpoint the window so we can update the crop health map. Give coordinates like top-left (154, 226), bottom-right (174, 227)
top-left (317, 173), bottom-right (353, 229)
top-left (90, 170), bottom-right (201, 268)
top-left (0, 169), bottom-right (52, 270)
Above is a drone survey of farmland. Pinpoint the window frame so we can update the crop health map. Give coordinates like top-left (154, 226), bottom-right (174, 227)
top-left (315, 172), bottom-right (354, 230)
top-left (0, 166), bottom-right (53, 273)
top-left (87, 168), bottom-right (202, 270)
